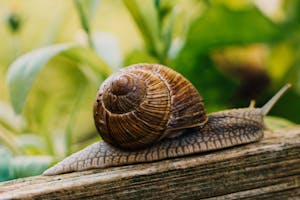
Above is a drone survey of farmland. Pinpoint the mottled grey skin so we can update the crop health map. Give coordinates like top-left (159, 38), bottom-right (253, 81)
top-left (43, 84), bottom-right (290, 176)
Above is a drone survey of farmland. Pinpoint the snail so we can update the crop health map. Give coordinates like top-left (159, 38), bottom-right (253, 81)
top-left (43, 63), bottom-right (291, 176)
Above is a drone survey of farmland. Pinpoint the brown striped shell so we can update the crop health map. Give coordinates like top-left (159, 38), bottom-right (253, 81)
top-left (93, 64), bottom-right (207, 150)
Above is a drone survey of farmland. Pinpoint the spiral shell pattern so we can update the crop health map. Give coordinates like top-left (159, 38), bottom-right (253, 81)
top-left (93, 64), bottom-right (207, 150)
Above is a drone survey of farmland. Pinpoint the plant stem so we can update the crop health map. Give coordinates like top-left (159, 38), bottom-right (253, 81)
top-left (0, 126), bottom-right (23, 155)
top-left (74, 0), bottom-right (95, 49)
top-left (64, 81), bottom-right (86, 156)
top-left (124, 0), bottom-right (163, 60)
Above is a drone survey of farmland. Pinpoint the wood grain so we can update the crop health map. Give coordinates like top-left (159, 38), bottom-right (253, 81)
top-left (0, 128), bottom-right (299, 199)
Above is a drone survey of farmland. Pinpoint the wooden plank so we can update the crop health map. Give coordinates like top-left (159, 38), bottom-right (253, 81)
top-left (0, 128), bottom-right (299, 199)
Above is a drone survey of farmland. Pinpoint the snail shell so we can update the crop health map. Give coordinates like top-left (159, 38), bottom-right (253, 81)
top-left (93, 64), bottom-right (207, 150)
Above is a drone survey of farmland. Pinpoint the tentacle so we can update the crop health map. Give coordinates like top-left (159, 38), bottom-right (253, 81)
top-left (261, 83), bottom-right (291, 115)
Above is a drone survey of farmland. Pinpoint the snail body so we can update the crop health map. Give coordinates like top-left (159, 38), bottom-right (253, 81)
top-left (43, 64), bottom-right (291, 176)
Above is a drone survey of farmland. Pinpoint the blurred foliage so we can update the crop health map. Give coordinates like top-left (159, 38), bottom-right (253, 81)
top-left (0, 0), bottom-right (300, 181)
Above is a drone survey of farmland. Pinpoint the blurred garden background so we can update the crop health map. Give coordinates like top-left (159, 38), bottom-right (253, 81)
top-left (0, 0), bottom-right (300, 181)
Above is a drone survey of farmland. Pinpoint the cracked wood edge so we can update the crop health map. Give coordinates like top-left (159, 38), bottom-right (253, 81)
top-left (0, 127), bottom-right (299, 200)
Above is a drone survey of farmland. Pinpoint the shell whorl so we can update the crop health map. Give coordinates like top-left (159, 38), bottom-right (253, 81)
top-left (93, 64), bottom-right (207, 150)
top-left (102, 72), bottom-right (147, 114)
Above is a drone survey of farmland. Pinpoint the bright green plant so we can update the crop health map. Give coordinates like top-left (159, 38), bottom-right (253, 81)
top-left (1, 0), bottom-right (114, 180)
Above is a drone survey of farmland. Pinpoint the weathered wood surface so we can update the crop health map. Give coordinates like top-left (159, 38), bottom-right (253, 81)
top-left (0, 128), bottom-right (299, 200)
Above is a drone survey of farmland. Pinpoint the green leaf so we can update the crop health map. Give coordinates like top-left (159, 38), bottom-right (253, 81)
top-left (0, 101), bottom-right (25, 132)
top-left (62, 45), bottom-right (112, 76)
top-left (92, 32), bottom-right (123, 69)
top-left (85, 0), bottom-right (101, 22)
top-left (74, 0), bottom-right (100, 48)
top-left (6, 43), bottom-right (112, 114)
top-left (17, 134), bottom-right (47, 154)
top-left (173, 5), bottom-right (282, 112)
top-left (265, 116), bottom-right (295, 130)
top-left (123, 0), bottom-right (164, 58)
top-left (11, 156), bottom-right (53, 178)
top-left (0, 147), bottom-right (12, 182)
top-left (7, 44), bottom-right (73, 113)
top-left (124, 49), bottom-right (159, 65)
top-left (0, 149), bottom-right (53, 180)
top-left (184, 5), bottom-right (281, 53)
top-left (0, 126), bottom-right (23, 155)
